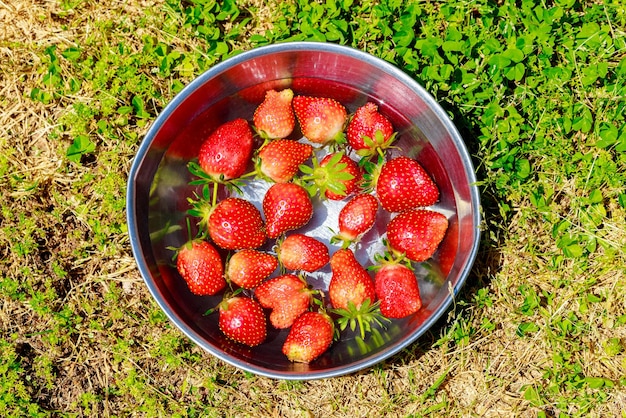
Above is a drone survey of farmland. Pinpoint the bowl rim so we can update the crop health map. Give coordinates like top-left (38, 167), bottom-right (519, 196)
top-left (127, 41), bottom-right (481, 380)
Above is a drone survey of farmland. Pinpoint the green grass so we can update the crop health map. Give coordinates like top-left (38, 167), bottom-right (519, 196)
top-left (1, 0), bottom-right (625, 416)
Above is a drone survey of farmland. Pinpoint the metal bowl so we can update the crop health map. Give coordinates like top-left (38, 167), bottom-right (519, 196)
top-left (126, 42), bottom-right (481, 379)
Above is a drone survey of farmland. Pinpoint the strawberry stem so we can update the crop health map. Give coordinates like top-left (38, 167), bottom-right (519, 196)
top-left (369, 240), bottom-right (414, 272)
top-left (212, 181), bottom-right (219, 207)
top-left (356, 130), bottom-right (398, 160)
top-left (185, 217), bottom-right (193, 241)
top-left (332, 299), bottom-right (389, 340)
top-left (359, 153), bottom-right (384, 193)
top-left (186, 184), bottom-right (215, 233)
top-left (329, 233), bottom-right (355, 250)
top-left (299, 152), bottom-right (353, 198)
top-left (238, 170), bottom-right (259, 180)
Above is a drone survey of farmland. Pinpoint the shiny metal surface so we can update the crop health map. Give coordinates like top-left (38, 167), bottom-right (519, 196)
top-left (127, 42), bottom-right (481, 379)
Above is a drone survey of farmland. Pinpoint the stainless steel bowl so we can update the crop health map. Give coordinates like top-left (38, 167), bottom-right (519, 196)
top-left (127, 42), bottom-right (481, 379)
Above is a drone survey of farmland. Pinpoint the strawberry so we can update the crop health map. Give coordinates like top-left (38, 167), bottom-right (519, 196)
top-left (319, 153), bottom-right (362, 200)
top-left (299, 152), bottom-right (362, 200)
top-left (375, 156), bottom-right (439, 213)
top-left (197, 118), bottom-right (254, 181)
top-left (328, 249), bottom-right (376, 311)
top-left (256, 139), bottom-right (313, 183)
top-left (374, 261), bottom-right (422, 319)
top-left (254, 274), bottom-right (313, 329)
top-left (331, 194), bottom-right (379, 248)
top-left (292, 95), bottom-right (347, 144)
top-left (328, 249), bottom-right (385, 339)
top-left (346, 102), bottom-right (396, 158)
top-left (253, 88), bottom-right (295, 139)
top-left (262, 182), bottom-right (313, 239)
top-left (218, 296), bottom-right (267, 347)
top-left (277, 234), bottom-right (329, 272)
top-left (226, 249), bottom-right (278, 289)
top-left (175, 239), bottom-right (225, 296)
top-left (386, 209), bottom-right (448, 262)
top-left (283, 311), bottom-right (334, 363)
top-left (208, 197), bottom-right (266, 250)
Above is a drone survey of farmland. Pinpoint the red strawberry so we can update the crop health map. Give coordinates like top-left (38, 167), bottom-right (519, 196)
top-left (226, 249), bottom-right (278, 289)
top-left (299, 152), bottom-right (362, 200)
top-left (375, 156), bottom-right (440, 213)
top-left (386, 209), bottom-right (448, 262)
top-left (332, 194), bottom-right (379, 248)
top-left (319, 153), bottom-right (362, 200)
top-left (283, 311), bottom-right (334, 363)
top-left (254, 274), bottom-right (312, 329)
top-left (208, 197), bottom-right (266, 250)
top-left (329, 249), bottom-right (387, 339)
top-left (256, 139), bottom-right (313, 183)
top-left (175, 240), bottom-right (225, 296)
top-left (218, 296), bottom-right (267, 347)
top-left (253, 89), bottom-right (295, 139)
top-left (198, 118), bottom-right (254, 181)
top-left (292, 95), bottom-right (347, 144)
top-left (277, 234), bottom-right (329, 272)
top-left (262, 183), bottom-right (313, 239)
top-left (328, 249), bottom-right (376, 311)
top-left (346, 102), bottom-right (396, 158)
top-left (374, 261), bottom-right (422, 319)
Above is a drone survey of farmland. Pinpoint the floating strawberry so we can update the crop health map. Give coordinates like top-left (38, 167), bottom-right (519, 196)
top-left (373, 256), bottom-right (422, 319)
top-left (254, 274), bottom-right (313, 329)
top-left (375, 156), bottom-right (439, 213)
top-left (277, 234), bottom-right (329, 272)
top-left (328, 249), bottom-right (385, 339)
top-left (208, 197), bottom-right (266, 250)
top-left (175, 239), bottom-right (225, 296)
top-left (256, 139), bottom-right (313, 183)
top-left (386, 209), bottom-right (448, 262)
top-left (328, 249), bottom-right (376, 310)
top-left (331, 194), bottom-right (379, 248)
top-left (218, 296), bottom-right (267, 347)
top-left (346, 102), bottom-right (396, 158)
top-left (292, 95), bottom-right (347, 144)
top-left (226, 249), bottom-right (278, 289)
top-left (299, 152), bottom-right (361, 200)
top-left (253, 88), bottom-right (295, 139)
top-left (319, 153), bottom-right (362, 200)
top-left (262, 182), bottom-right (313, 239)
top-left (283, 311), bottom-right (335, 363)
top-left (197, 118), bottom-right (254, 181)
